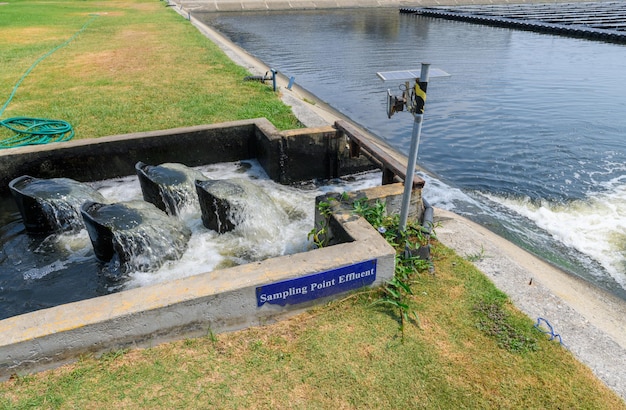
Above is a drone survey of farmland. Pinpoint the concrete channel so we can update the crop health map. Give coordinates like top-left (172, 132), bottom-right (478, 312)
top-left (0, 118), bottom-right (426, 379)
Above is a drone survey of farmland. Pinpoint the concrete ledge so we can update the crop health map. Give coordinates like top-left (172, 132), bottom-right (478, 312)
top-left (0, 191), bottom-right (396, 378)
top-left (176, 0), bottom-right (594, 13)
top-left (0, 119), bottom-right (375, 195)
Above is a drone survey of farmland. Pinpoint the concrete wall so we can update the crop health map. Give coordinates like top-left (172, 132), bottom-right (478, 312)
top-left (0, 119), bottom-right (257, 195)
top-left (176, 0), bottom-right (594, 14)
top-left (0, 118), bottom-right (375, 195)
top-left (256, 124), bottom-right (373, 184)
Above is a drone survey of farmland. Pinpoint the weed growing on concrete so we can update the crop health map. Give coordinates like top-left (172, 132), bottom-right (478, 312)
top-left (307, 192), bottom-right (350, 248)
top-left (307, 198), bottom-right (334, 248)
top-left (465, 245), bottom-right (486, 262)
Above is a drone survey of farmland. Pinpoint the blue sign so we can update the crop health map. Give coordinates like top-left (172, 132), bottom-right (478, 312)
top-left (256, 259), bottom-right (377, 307)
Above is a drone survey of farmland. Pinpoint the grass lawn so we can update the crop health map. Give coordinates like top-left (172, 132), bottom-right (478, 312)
top-left (0, 0), bottom-right (300, 144)
top-left (1, 0), bottom-right (625, 408)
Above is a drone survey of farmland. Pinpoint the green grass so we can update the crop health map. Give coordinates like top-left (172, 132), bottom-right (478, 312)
top-left (0, 1), bottom-right (625, 408)
top-left (0, 0), bottom-right (300, 141)
top-left (1, 243), bottom-right (623, 409)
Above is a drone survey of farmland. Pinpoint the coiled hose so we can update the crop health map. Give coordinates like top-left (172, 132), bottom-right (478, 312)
top-left (0, 15), bottom-right (99, 149)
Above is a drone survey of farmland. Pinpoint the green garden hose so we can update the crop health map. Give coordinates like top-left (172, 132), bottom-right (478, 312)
top-left (0, 15), bottom-right (99, 149)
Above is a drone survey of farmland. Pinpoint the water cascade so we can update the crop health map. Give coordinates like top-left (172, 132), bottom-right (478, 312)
top-left (9, 176), bottom-right (105, 235)
top-left (195, 178), bottom-right (288, 235)
top-left (81, 200), bottom-right (191, 279)
top-left (135, 161), bottom-right (209, 216)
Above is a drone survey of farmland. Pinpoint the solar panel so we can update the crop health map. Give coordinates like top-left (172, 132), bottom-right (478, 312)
top-left (376, 68), bottom-right (450, 81)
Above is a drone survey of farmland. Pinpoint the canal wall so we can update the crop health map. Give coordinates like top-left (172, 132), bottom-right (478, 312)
top-left (175, 0), bottom-right (595, 13)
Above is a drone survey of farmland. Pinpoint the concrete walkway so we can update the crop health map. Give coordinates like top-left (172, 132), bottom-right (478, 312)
top-left (176, 0), bottom-right (593, 13)
top-left (176, 2), bottom-right (626, 402)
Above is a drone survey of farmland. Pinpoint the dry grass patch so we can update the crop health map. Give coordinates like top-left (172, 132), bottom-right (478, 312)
top-left (1, 27), bottom-right (66, 45)
top-left (69, 25), bottom-right (167, 79)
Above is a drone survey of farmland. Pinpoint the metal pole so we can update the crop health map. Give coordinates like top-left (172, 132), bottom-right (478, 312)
top-left (398, 63), bottom-right (430, 231)
top-left (271, 69), bottom-right (277, 92)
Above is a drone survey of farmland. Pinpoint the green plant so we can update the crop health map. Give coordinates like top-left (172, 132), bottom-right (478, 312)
top-left (473, 301), bottom-right (539, 353)
top-left (352, 197), bottom-right (386, 228)
top-left (352, 198), bottom-right (429, 250)
top-left (375, 266), bottom-right (420, 340)
top-left (307, 193), bottom-right (350, 248)
top-left (307, 199), bottom-right (334, 248)
top-left (465, 245), bottom-right (486, 262)
top-left (352, 197), bottom-right (431, 340)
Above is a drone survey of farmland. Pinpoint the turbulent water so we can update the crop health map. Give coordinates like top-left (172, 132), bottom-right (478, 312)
top-left (199, 8), bottom-right (626, 299)
top-left (0, 161), bottom-right (381, 319)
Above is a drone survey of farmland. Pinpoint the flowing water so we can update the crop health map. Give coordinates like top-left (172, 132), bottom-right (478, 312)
top-left (0, 161), bottom-right (381, 320)
top-left (199, 9), bottom-right (626, 299)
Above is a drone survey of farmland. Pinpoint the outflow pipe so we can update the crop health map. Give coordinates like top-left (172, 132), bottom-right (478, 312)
top-left (243, 69), bottom-right (278, 91)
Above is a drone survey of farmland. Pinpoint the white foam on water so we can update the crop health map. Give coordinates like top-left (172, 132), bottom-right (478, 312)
top-left (20, 230), bottom-right (94, 280)
top-left (405, 170), bottom-right (626, 296)
top-left (123, 217), bottom-right (225, 289)
top-left (119, 161), bottom-right (382, 289)
top-left (420, 173), bottom-right (480, 212)
top-left (22, 260), bottom-right (69, 280)
top-left (93, 175), bottom-right (142, 203)
top-left (10, 161), bottom-right (383, 288)
top-left (482, 182), bottom-right (626, 287)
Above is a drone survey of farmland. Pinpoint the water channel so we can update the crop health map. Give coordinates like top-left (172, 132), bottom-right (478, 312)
top-left (199, 8), bottom-right (626, 299)
top-left (0, 160), bottom-right (380, 320)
